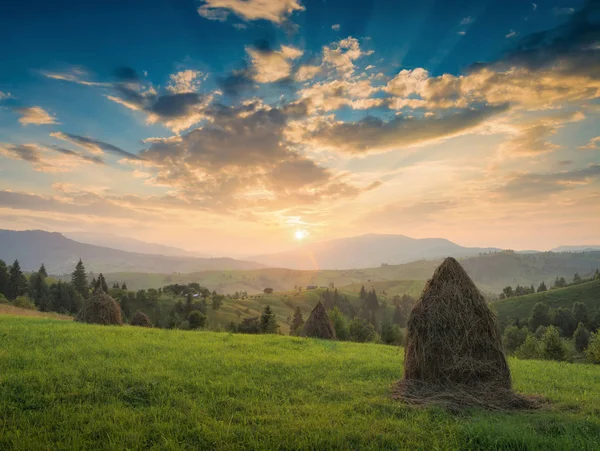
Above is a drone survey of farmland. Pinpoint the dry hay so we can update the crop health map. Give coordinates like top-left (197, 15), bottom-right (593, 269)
top-left (130, 310), bottom-right (153, 327)
top-left (75, 290), bottom-right (122, 326)
top-left (301, 301), bottom-right (336, 339)
top-left (394, 257), bottom-right (539, 411)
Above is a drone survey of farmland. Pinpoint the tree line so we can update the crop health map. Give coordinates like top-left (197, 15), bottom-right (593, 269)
top-left (499, 270), bottom-right (600, 299)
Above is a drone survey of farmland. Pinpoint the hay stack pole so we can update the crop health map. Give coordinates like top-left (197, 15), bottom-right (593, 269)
top-left (396, 257), bottom-right (535, 410)
top-left (301, 301), bottom-right (336, 339)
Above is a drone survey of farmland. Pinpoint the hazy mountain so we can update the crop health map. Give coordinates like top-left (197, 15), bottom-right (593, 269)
top-left (251, 233), bottom-right (501, 270)
top-left (0, 229), bottom-right (262, 274)
top-left (551, 245), bottom-right (600, 253)
top-left (63, 232), bottom-right (207, 258)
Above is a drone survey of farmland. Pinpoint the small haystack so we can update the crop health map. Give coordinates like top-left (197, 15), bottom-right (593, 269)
top-left (130, 310), bottom-right (153, 327)
top-left (395, 257), bottom-right (536, 410)
top-left (75, 290), bottom-right (122, 326)
top-left (301, 301), bottom-right (336, 339)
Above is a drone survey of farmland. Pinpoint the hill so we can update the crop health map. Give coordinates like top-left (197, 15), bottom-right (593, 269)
top-left (102, 251), bottom-right (600, 295)
top-left (63, 231), bottom-right (208, 258)
top-left (1, 316), bottom-right (599, 450)
top-left (551, 245), bottom-right (600, 253)
top-left (0, 229), bottom-right (263, 274)
top-left (494, 279), bottom-right (600, 326)
top-left (251, 233), bottom-right (500, 270)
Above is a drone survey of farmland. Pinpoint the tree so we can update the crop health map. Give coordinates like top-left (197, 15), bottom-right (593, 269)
top-left (188, 311), bottom-right (206, 329)
top-left (528, 302), bottom-right (551, 331)
top-left (540, 326), bottom-right (569, 361)
top-left (0, 260), bottom-right (8, 298)
top-left (364, 289), bottom-right (379, 312)
top-left (515, 335), bottom-right (542, 360)
top-left (121, 282), bottom-right (128, 290)
top-left (290, 306), bottom-right (304, 335)
top-left (212, 294), bottom-right (224, 310)
top-left (260, 305), bottom-right (278, 334)
top-left (595, 269), bottom-right (600, 280)
top-left (49, 281), bottom-right (83, 314)
top-left (554, 277), bottom-right (567, 289)
top-left (392, 305), bottom-right (406, 327)
top-left (502, 286), bottom-right (514, 299)
top-left (537, 281), bottom-right (547, 292)
top-left (359, 285), bottom-right (367, 300)
top-left (574, 322), bottom-right (591, 352)
top-left (328, 307), bottom-right (349, 340)
top-left (185, 292), bottom-right (194, 315)
top-left (380, 321), bottom-right (403, 345)
top-left (38, 263), bottom-right (48, 278)
top-left (502, 326), bottom-right (529, 354)
top-left (71, 259), bottom-right (89, 298)
top-left (587, 330), bottom-right (600, 363)
top-left (572, 302), bottom-right (589, 327)
top-left (263, 287), bottom-right (273, 294)
top-left (93, 273), bottom-right (109, 293)
top-left (552, 307), bottom-right (576, 337)
top-left (348, 317), bottom-right (376, 343)
top-left (29, 269), bottom-right (50, 310)
top-left (7, 260), bottom-right (28, 300)
top-left (573, 273), bottom-right (582, 284)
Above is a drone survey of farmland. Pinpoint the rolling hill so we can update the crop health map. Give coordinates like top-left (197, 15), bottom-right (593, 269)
top-left (251, 233), bottom-right (500, 270)
top-left (0, 230), bottom-right (263, 274)
top-left (493, 279), bottom-right (600, 327)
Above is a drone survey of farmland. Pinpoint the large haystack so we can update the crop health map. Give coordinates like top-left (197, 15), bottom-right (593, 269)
top-left (130, 310), bottom-right (153, 327)
top-left (395, 257), bottom-right (535, 410)
top-left (75, 290), bottom-right (122, 326)
top-left (301, 301), bottom-right (336, 339)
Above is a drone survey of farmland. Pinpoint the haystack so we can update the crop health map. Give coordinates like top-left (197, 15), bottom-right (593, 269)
top-left (395, 257), bottom-right (535, 410)
top-left (130, 310), bottom-right (153, 327)
top-left (301, 301), bottom-right (336, 339)
top-left (75, 290), bottom-right (122, 326)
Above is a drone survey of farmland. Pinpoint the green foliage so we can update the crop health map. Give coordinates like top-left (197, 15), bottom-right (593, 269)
top-left (392, 305), bottom-right (406, 327)
top-left (0, 259), bottom-right (9, 298)
top-left (515, 335), bottom-right (542, 360)
top-left (587, 331), bottom-right (600, 363)
top-left (537, 281), bottom-right (547, 292)
top-left (572, 302), bottom-right (588, 326)
top-left (573, 322), bottom-right (591, 353)
top-left (7, 260), bottom-right (28, 301)
top-left (328, 307), bottom-right (349, 340)
top-left (380, 321), bottom-right (403, 345)
top-left (49, 281), bottom-right (83, 314)
top-left (533, 325), bottom-right (547, 339)
top-left (12, 295), bottom-right (36, 310)
top-left (528, 302), bottom-right (551, 331)
top-left (188, 311), bottom-right (206, 330)
top-left (28, 270), bottom-right (50, 310)
top-left (211, 294), bottom-right (224, 310)
top-left (540, 326), bottom-right (569, 361)
top-left (349, 317), bottom-right (376, 343)
top-left (552, 307), bottom-right (576, 337)
top-left (289, 306), bottom-right (304, 336)
top-left (502, 325), bottom-right (529, 354)
top-left (263, 287), bottom-right (273, 294)
top-left (573, 273), bottom-right (582, 284)
top-left (71, 259), bottom-right (89, 298)
top-left (260, 305), bottom-right (278, 334)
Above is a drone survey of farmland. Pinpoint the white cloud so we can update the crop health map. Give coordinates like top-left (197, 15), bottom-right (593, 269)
top-left (579, 136), bottom-right (600, 150)
top-left (331, 24), bottom-right (340, 31)
top-left (322, 37), bottom-right (366, 77)
top-left (16, 106), bottom-right (59, 126)
top-left (458, 31), bottom-right (466, 36)
top-left (247, 45), bottom-right (303, 83)
top-left (505, 30), bottom-right (517, 38)
top-left (0, 92), bottom-right (11, 100)
top-left (198, 0), bottom-right (304, 24)
top-left (167, 70), bottom-right (203, 94)
top-left (460, 16), bottom-right (473, 25)
top-left (532, 3), bottom-right (537, 11)
top-left (553, 7), bottom-right (575, 15)
top-left (295, 64), bottom-right (321, 81)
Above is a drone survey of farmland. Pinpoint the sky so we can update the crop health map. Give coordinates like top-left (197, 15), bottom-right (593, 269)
top-left (0, 0), bottom-right (599, 256)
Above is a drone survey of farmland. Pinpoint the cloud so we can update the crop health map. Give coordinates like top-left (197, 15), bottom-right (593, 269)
top-left (298, 78), bottom-right (381, 113)
top-left (532, 3), bottom-right (537, 11)
top-left (322, 37), bottom-right (368, 77)
top-left (41, 68), bottom-right (107, 86)
top-left (363, 200), bottom-right (459, 225)
top-left (460, 16), bottom-right (473, 25)
top-left (0, 92), bottom-right (11, 100)
top-left (579, 136), bottom-right (600, 150)
top-left (553, 7), bottom-right (575, 15)
top-left (247, 43), bottom-right (303, 83)
top-left (505, 30), bottom-right (517, 38)
top-left (331, 24), bottom-right (340, 31)
top-left (304, 104), bottom-right (509, 154)
top-left (15, 106), bottom-right (58, 125)
top-left (458, 31), bottom-right (467, 36)
top-left (167, 70), bottom-right (203, 94)
top-left (50, 132), bottom-right (143, 161)
top-left (198, 0), bottom-right (304, 24)
top-left (0, 143), bottom-right (103, 172)
top-left (496, 164), bottom-right (600, 199)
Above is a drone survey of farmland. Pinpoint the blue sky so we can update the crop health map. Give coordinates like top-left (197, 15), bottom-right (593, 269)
top-left (0, 0), bottom-right (598, 255)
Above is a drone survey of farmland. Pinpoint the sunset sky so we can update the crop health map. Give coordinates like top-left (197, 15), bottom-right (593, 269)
top-left (0, 0), bottom-right (599, 256)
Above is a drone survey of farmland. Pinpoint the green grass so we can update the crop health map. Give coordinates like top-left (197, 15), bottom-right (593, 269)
top-left (494, 279), bottom-right (600, 326)
top-left (1, 316), bottom-right (600, 450)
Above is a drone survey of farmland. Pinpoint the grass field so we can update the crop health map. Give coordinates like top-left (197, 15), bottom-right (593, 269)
top-left (494, 279), bottom-right (600, 326)
top-left (1, 316), bottom-right (600, 450)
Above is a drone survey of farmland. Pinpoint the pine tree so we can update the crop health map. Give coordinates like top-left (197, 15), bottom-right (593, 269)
top-left (529, 302), bottom-right (551, 331)
top-left (359, 285), bottom-right (367, 300)
top-left (365, 289), bottom-right (379, 311)
top-left (93, 273), bottom-right (108, 293)
top-left (574, 322), bottom-right (591, 352)
top-left (573, 273), bottom-right (582, 284)
top-left (7, 260), bottom-right (28, 300)
top-left (260, 305), bottom-right (278, 334)
top-left (71, 259), bottom-right (89, 298)
top-left (290, 306), bottom-right (304, 335)
top-left (38, 263), bottom-right (48, 278)
top-left (572, 302), bottom-right (589, 326)
top-left (121, 282), bottom-right (128, 290)
top-left (29, 269), bottom-right (49, 310)
top-left (0, 259), bottom-right (9, 298)
top-left (537, 281), bottom-right (547, 292)
top-left (185, 292), bottom-right (194, 314)
top-left (393, 305), bottom-right (406, 327)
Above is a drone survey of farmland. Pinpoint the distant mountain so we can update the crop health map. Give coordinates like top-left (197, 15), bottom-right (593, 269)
top-left (0, 230), bottom-right (263, 274)
top-left (251, 233), bottom-right (501, 270)
top-left (551, 245), bottom-right (600, 253)
top-left (63, 232), bottom-right (207, 258)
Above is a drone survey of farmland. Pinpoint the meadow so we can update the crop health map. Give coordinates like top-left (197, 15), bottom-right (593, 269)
top-left (1, 316), bottom-right (600, 450)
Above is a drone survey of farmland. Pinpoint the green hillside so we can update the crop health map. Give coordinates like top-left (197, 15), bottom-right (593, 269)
top-left (494, 280), bottom-right (600, 326)
top-left (99, 251), bottom-right (600, 295)
top-left (1, 316), bottom-right (599, 450)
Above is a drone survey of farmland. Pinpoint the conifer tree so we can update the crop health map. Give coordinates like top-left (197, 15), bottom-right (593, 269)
top-left (71, 259), bottom-right (89, 298)
top-left (38, 263), bottom-right (48, 278)
top-left (537, 281), bottom-right (547, 292)
top-left (260, 305), bottom-right (278, 334)
top-left (290, 306), bottom-right (304, 335)
top-left (359, 285), bottom-right (367, 300)
top-left (7, 260), bottom-right (28, 300)
top-left (0, 259), bottom-right (9, 298)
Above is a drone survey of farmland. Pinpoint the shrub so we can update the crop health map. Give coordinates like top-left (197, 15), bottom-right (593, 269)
top-left (329, 307), bottom-right (349, 340)
top-left (515, 335), bottom-right (542, 360)
top-left (573, 322), bottom-right (591, 352)
top-left (0, 293), bottom-right (10, 304)
top-left (188, 311), bottom-right (206, 330)
top-left (12, 295), bottom-right (36, 310)
top-left (533, 325), bottom-right (547, 339)
top-left (380, 322), bottom-right (403, 346)
top-left (502, 325), bottom-right (529, 354)
top-left (348, 317), bottom-right (376, 343)
top-left (541, 326), bottom-right (569, 361)
top-left (586, 331), bottom-right (600, 363)
top-left (529, 302), bottom-right (551, 331)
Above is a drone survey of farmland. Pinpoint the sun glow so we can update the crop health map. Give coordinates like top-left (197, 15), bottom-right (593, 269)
top-left (294, 229), bottom-right (307, 241)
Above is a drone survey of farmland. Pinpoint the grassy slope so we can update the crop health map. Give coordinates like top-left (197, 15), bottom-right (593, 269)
top-left (0, 304), bottom-right (72, 320)
top-left (1, 317), bottom-right (600, 450)
top-left (99, 251), bottom-right (600, 295)
top-left (494, 279), bottom-right (600, 325)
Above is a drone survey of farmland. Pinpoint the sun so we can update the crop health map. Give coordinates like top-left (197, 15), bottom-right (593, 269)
top-left (294, 229), bottom-right (307, 241)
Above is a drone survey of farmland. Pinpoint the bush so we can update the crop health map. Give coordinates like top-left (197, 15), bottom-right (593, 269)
top-left (348, 317), bottom-right (376, 343)
top-left (533, 325), bottom-right (547, 339)
top-left (380, 322), bottom-right (403, 345)
top-left (188, 311), bottom-right (206, 329)
top-left (573, 322), bottom-right (591, 352)
top-left (587, 331), bottom-right (600, 363)
top-left (502, 325), bottom-right (529, 354)
top-left (541, 326), bottom-right (569, 361)
top-left (0, 293), bottom-right (10, 304)
top-left (515, 335), bottom-right (542, 360)
top-left (12, 295), bottom-right (36, 310)
top-left (328, 307), bottom-right (349, 340)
